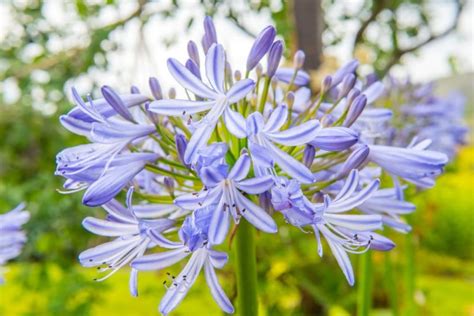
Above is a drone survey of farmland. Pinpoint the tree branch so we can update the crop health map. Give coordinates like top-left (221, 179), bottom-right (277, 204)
top-left (380, 0), bottom-right (465, 76)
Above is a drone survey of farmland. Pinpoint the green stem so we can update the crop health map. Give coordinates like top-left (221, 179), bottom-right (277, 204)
top-left (235, 220), bottom-right (259, 316)
top-left (258, 77), bottom-right (270, 113)
top-left (384, 252), bottom-right (399, 316)
top-left (404, 231), bottom-right (416, 316)
top-left (357, 251), bottom-right (372, 316)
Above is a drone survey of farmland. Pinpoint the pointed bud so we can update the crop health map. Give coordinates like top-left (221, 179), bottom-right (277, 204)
top-left (337, 144), bottom-right (369, 177)
top-left (303, 144), bottom-right (316, 168)
top-left (101, 85), bottom-right (134, 121)
top-left (286, 91), bottom-right (295, 108)
top-left (175, 134), bottom-right (189, 167)
top-left (332, 59), bottom-right (359, 87)
top-left (163, 177), bottom-right (175, 195)
top-left (321, 75), bottom-right (332, 94)
top-left (234, 70), bottom-right (242, 82)
top-left (259, 191), bottom-right (273, 215)
top-left (293, 50), bottom-right (305, 69)
top-left (346, 88), bottom-right (360, 107)
top-left (149, 77), bottom-right (163, 100)
top-left (256, 64), bottom-right (263, 77)
top-left (187, 40), bottom-right (200, 66)
top-left (130, 85), bottom-right (140, 94)
top-left (168, 88), bottom-right (176, 99)
top-left (246, 26), bottom-right (276, 71)
top-left (338, 74), bottom-right (356, 99)
top-left (267, 40), bottom-right (283, 78)
top-left (203, 16), bottom-right (217, 48)
top-left (343, 94), bottom-right (367, 127)
top-left (185, 59), bottom-right (201, 79)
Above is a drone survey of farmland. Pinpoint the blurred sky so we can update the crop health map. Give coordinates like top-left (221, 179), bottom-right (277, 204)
top-left (1, 0), bottom-right (473, 105)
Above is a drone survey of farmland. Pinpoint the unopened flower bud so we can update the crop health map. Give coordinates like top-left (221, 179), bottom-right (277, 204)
top-left (303, 144), bottom-right (316, 168)
top-left (346, 88), bottom-right (360, 107)
top-left (164, 177), bottom-right (175, 194)
top-left (293, 50), bottom-right (305, 69)
top-left (175, 134), bottom-right (189, 167)
top-left (337, 144), bottom-right (369, 177)
top-left (130, 85), bottom-right (140, 94)
top-left (271, 76), bottom-right (279, 91)
top-left (267, 40), bottom-right (283, 78)
top-left (149, 77), bottom-right (163, 100)
top-left (321, 75), bottom-right (332, 94)
top-left (246, 26), bottom-right (276, 72)
top-left (168, 88), bottom-right (176, 99)
top-left (203, 16), bottom-right (217, 47)
top-left (187, 40), bottom-right (200, 66)
top-left (234, 70), bottom-right (242, 82)
top-left (101, 85), bottom-right (133, 121)
top-left (338, 74), bottom-right (356, 99)
top-left (259, 191), bottom-right (273, 215)
top-left (185, 59), bottom-right (201, 79)
top-left (286, 91), bottom-right (295, 109)
top-left (343, 94), bottom-right (367, 127)
top-left (256, 63), bottom-right (263, 77)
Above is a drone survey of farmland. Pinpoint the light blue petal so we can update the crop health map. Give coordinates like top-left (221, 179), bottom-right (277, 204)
top-left (224, 108), bottom-right (247, 138)
top-left (159, 249), bottom-right (207, 314)
top-left (321, 229), bottom-right (354, 286)
top-left (205, 44), bottom-right (225, 93)
top-left (148, 99), bottom-right (214, 116)
top-left (226, 79), bottom-right (255, 104)
top-left (265, 139), bottom-right (314, 183)
top-left (174, 187), bottom-right (222, 210)
top-left (208, 250), bottom-right (228, 268)
top-left (324, 214), bottom-right (382, 231)
top-left (204, 261), bottom-right (234, 313)
top-left (83, 162), bottom-right (146, 207)
top-left (184, 122), bottom-right (216, 164)
top-left (266, 119), bottom-right (321, 146)
top-left (236, 176), bottom-right (274, 194)
top-left (208, 198), bottom-right (230, 245)
top-left (82, 217), bottom-right (138, 236)
top-left (263, 105), bottom-right (288, 133)
top-left (228, 154), bottom-right (251, 181)
top-left (168, 58), bottom-right (218, 99)
top-left (131, 247), bottom-right (189, 271)
top-left (235, 189), bottom-right (277, 233)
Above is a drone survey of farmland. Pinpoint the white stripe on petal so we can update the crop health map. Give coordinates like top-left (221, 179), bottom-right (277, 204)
top-left (148, 99), bottom-right (214, 116)
top-left (168, 58), bottom-right (218, 99)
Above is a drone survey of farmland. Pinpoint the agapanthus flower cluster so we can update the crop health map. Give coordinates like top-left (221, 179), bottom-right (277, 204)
top-left (56, 17), bottom-right (449, 314)
top-left (380, 77), bottom-right (468, 160)
top-left (0, 203), bottom-right (29, 284)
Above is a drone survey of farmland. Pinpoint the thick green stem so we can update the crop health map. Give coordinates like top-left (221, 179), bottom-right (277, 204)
top-left (357, 251), bottom-right (373, 316)
top-left (235, 220), bottom-right (258, 316)
top-left (404, 232), bottom-right (416, 316)
top-left (384, 252), bottom-right (399, 316)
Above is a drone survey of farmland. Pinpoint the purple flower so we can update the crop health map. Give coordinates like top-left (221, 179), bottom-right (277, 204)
top-left (310, 127), bottom-right (359, 151)
top-left (79, 188), bottom-right (175, 296)
top-left (0, 203), bottom-right (30, 284)
top-left (368, 140), bottom-right (448, 188)
top-left (175, 153), bottom-right (277, 244)
top-left (149, 44), bottom-right (254, 164)
top-left (132, 207), bottom-right (234, 315)
top-left (245, 105), bottom-right (321, 183)
top-left (278, 170), bottom-right (390, 285)
top-left (246, 26), bottom-right (276, 72)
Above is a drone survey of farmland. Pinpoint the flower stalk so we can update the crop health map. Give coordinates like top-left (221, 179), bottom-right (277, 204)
top-left (235, 220), bottom-right (259, 316)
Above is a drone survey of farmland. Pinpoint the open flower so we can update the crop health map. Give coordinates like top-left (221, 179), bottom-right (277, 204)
top-left (0, 203), bottom-right (30, 284)
top-left (246, 104), bottom-right (321, 183)
top-left (132, 207), bottom-right (234, 315)
top-left (79, 188), bottom-right (175, 296)
top-left (175, 153), bottom-right (277, 244)
top-left (149, 43), bottom-right (254, 164)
